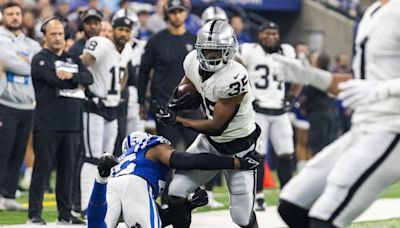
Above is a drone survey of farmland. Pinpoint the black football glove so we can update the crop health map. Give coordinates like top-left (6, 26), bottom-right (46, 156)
top-left (283, 95), bottom-right (298, 112)
top-left (237, 151), bottom-right (261, 170)
top-left (167, 87), bottom-right (194, 112)
top-left (155, 105), bottom-right (178, 126)
top-left (189, 188), bottom-right (209, 210)
top-left (97, 153), bottom-right (119, 178)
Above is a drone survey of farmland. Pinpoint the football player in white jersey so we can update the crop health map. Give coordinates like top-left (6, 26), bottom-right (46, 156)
top-left (239, 20), bottom-right (301, 211)
top-left (79, 13), bottom-right (134, 213)
top-left (269, 1), bottom-right (400, 227)
top-left (156, 20), bottom-right (260, 228)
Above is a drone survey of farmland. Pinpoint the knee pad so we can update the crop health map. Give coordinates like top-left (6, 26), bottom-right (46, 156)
top-left (278, 200), bottom-right (309, 228)
top-left (310, 218), bottom-right (337, 228)
top-left (168, 196), bottom-right (191, 228)
top-left (239, 211), bottom-right (258, 228)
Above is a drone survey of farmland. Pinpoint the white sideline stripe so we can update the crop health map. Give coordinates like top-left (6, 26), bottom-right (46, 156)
top-left (3, 198), bottom-right (400, 228)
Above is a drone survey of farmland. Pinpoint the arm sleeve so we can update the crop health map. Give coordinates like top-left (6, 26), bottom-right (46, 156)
top-left (71, 57), bottom-right (94, 86)
top-left (0, 45), bottom-right (31, 75)
top-left (31, 54), bottom-right (77, 89)
top-left (169, 152), bottom-right (235, 170)
top-left (138, 37), bottom-right (156, 104)
top-left (87, 181), bottom-right (107, 228)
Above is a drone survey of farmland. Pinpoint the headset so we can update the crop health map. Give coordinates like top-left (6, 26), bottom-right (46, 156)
top-left (40, 16), bottom-right (70, 39)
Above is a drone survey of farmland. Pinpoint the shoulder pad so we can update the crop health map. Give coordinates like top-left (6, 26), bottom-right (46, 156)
top-left (183, 50), bottom-right (197, 73)
top-left (216, 63), bottom-right (250, 99)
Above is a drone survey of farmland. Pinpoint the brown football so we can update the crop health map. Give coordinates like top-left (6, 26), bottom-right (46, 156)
top-left (176, 81), bottom-right (202, 109)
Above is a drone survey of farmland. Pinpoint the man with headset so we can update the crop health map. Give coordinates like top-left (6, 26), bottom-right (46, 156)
top-left (28, 17), bottom-right (93, 225)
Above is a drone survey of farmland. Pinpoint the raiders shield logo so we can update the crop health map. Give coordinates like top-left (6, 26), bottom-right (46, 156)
top-left (186, 44), bottom-right (193, 52)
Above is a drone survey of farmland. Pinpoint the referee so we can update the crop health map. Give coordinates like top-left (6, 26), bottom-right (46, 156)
top-left (138, 0), bottom-right (202, 206)
top-left (28, 18), bottom-right (93, 225)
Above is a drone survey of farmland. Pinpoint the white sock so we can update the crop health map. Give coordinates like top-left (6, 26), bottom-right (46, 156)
top-left (256, 192), bottom-right (264, 200)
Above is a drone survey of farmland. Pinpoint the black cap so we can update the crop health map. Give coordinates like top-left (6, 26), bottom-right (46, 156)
top-left (80, 8), bottom-right (103, 22)
top-left (112, 17), bottom-right (133, 29)
top-left (259, 20), bottom-right (280, 32)
top-left (166, 0), bottom-right (188, 12)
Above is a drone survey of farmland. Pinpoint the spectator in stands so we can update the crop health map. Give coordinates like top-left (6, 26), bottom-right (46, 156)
top-left (99, 20), bottom-right (113, 39)
top-left (69, 8), bottom-right (103, 57)
top-left (88, 0), bottom-right (101, 10)
top-left (229, 14), bottom-right (252, 43)
top-left (333, 52), bottom-right (351, 73)
top-left (22, 8), bottom-right (37, 39)
top-left (148, 0), bottom-right (168, 33)
top-left (333, 52), bottom-right (352, 133)
top-left (182, 0), bottom-right (201, 35)
top-left (303, 51), bottom-right (339, 155)
top-left (0, 2), bottom-right (41, 211)
top-left (137, 8), bottom-right (152, 40)
top-left (55, 0), bottom-right (71, 20)
top-left (28, 17), bottom-right (93, 225)
top-left (34, 5), bottom-right (54, 40)
top-left (138, 0), bottom-right (202, 207)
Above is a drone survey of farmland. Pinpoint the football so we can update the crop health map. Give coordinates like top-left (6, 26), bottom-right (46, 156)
top-left (176, 81), bottom-right (203, 110)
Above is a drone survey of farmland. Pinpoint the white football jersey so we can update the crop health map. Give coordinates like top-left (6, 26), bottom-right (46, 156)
top-left (83, 36), bottom-right (133, 107)
top-left (240, 43), bottom-right (296, 109)
top-left (351, 0), bottom-right (400, 132)
top-left (184, 50), bottom-right (256, 143)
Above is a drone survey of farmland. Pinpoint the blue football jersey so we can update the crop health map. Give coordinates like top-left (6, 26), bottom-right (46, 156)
top-left (111, 135), bottom-right (170, 198)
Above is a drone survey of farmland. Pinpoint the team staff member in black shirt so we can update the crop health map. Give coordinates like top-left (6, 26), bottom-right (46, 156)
top-left (138, 0), bottom-right (201, 147)
top-left (138, 0), bottom-right (202, 206)
top-left (28, 18), bottom-right (93, 225)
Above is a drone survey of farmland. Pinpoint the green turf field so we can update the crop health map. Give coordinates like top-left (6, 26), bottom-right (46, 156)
top-left (1, 176), bottom-right (400, 226)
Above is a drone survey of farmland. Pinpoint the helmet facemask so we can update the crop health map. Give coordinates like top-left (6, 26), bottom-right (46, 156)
top-left (195, 20), bottom-right (237, 72)
top-left (196, 44), bottom-right (235, 72)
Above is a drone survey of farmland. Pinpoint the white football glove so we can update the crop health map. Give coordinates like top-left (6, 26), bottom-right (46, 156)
top-left (338, 80), bottom-right (391, 109)
top-left (271, 53), bottom-right (332, 91)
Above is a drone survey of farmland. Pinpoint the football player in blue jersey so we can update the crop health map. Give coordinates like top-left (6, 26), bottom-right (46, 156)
top-left (87, 131), bottom-right (260, 228)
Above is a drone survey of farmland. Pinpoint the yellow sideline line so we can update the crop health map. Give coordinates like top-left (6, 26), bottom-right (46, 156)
top-left (21, 201), bottom-right (57, 207)
top-left (19, 194), bottom-right (57, 208)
